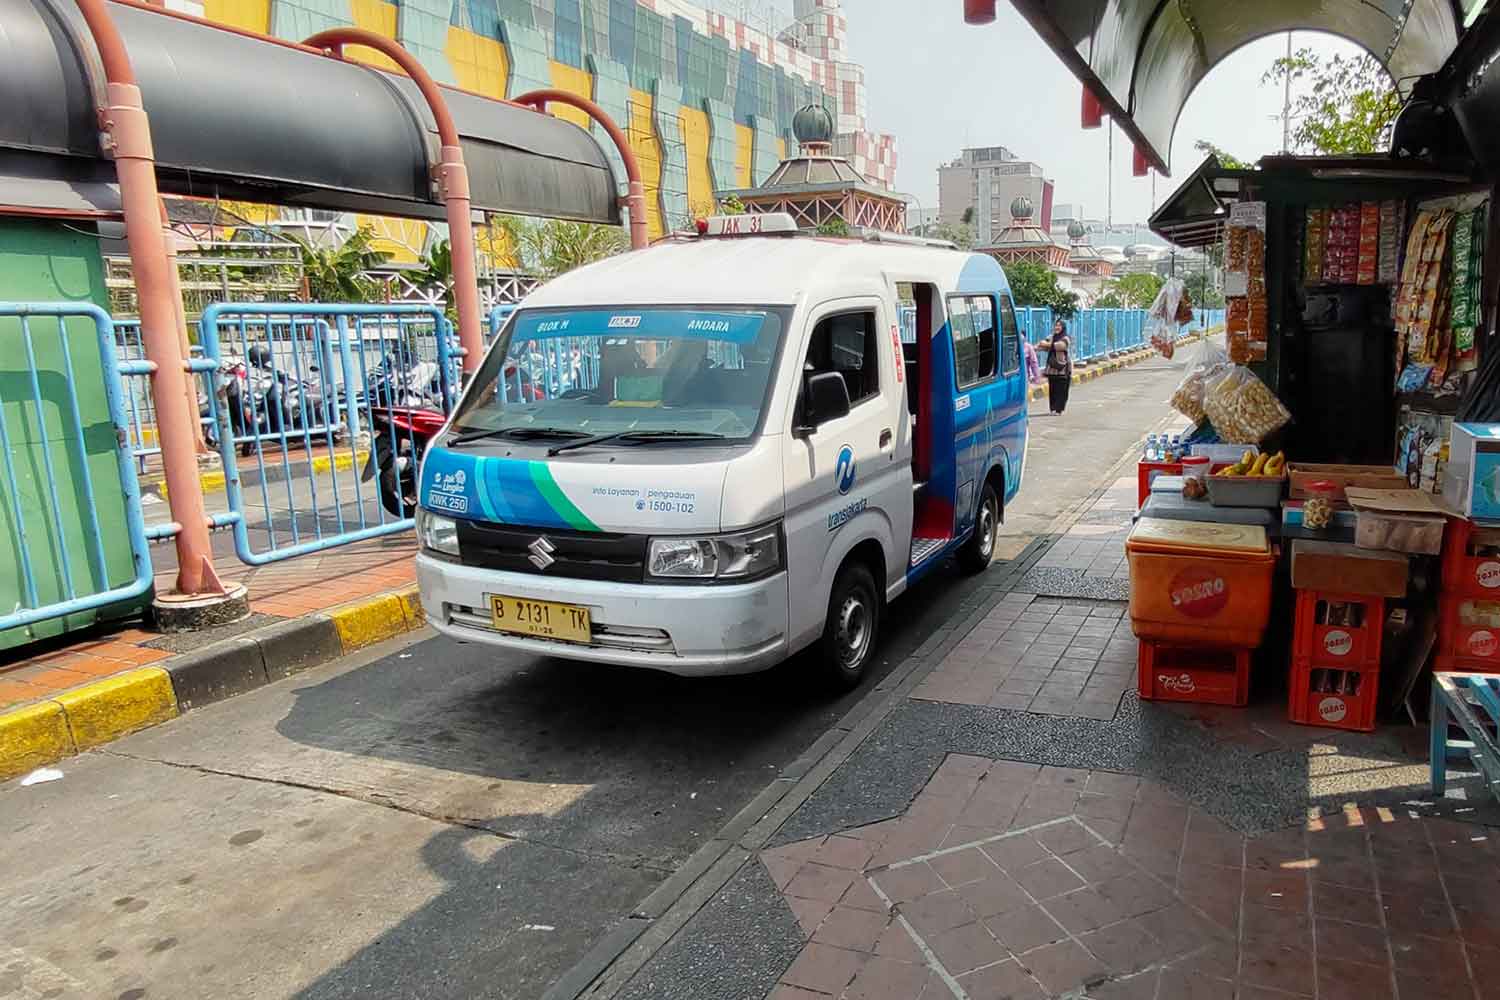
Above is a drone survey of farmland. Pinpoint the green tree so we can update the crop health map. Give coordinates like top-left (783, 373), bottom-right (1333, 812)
top-left (928, 222), bottom-right (975, 250)
top-left (1102, 272), bottom-right (1165, 309)
top-left (815, 217), bottom-right (852, 237)
top-left (414, 238), bottom-right (454, 320)
top-left (498, 216), bottom-right (629, 280)
top-left (291, 225), bottom-right (387, 302)
top-left (717, 195), bottom-right (747, 216)
top-left (1093, 290), bottom-right (1124, 308)
top-left (1003, 260), bottom-right (1079, 318)
top-left (1193, 140), bottom-right (1250, 170)
top-left (1263, 47), bottom-right (1399, 154)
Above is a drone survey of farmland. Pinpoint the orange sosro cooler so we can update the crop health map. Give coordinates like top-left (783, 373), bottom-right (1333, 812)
top-left (1125, 519), bottom-right (1276, 647)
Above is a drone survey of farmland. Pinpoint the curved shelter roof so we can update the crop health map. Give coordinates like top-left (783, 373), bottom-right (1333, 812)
top-left (1, 0), bottom-right (620, 223)
top-left (1011, 0), bottom-right (1463, 174)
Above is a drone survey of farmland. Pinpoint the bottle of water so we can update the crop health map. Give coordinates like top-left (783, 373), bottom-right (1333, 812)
top-left (1170, 435), bottom-right (1182, 462)
top-left (1144, 434), bottom-right (1158, 462)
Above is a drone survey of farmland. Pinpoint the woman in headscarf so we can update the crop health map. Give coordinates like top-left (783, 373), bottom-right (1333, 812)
top-left (1036, 319), bottom-right (1073, 415)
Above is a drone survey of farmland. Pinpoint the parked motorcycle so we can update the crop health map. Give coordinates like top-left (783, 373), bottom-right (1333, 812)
top-left (362, 405), bottom-right (447, 518)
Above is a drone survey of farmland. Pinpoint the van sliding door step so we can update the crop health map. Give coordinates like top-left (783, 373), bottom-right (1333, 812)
top-left (910, 536), bottom-right (948, 566)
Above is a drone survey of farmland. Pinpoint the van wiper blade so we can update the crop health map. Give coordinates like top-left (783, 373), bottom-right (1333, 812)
top-left (547, 429), bottom-right (727, 456)
top-left (447, 426), bottom-right (588, 448)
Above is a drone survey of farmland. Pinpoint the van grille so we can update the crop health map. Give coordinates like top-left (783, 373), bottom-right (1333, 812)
top-left (456, 521), bottom-right (647, 583)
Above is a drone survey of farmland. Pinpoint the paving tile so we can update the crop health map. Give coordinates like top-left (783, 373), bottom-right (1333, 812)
top-left (813, 905), bottom-right (890, 952)
top-left (1313, 881), bottom-right (1382, 927)
top-left (1015, 858), bottom-right (1087, 900)
top-left (1381, 890), bottom-right (1459, 939)
top-left (1045, 887), bottom-right (1124, 935)
top-left (815, 835), bottom-right (875, 872)
top-left (1017, 938), bottom-right (1106, 995)
top-left (1083, 970), bottom-right (1161, 999)
top-left (960, 873), bottom-right (1032, 920)
top-left (926, 921), bottom-right (1007, 975)
top-left (763, 854), bottom-right (804, 891)
top-left (1155, 966), bottom-right (1234, 1000)
top-left (780, 942), bottom-right (867, 995)
top-left (873, 920), bottom-right (924, 963)
top-left (982, 835), bottom-right (1050, 874)
top-left (1315, 918), bottom-right (1390, 968)
top-left (1036, 821), bottom-right (1098, 857)
top-left (958, 959), bottom-right (1045, 1000)
top-left (986, 903), bottom-right (1069, 955)
top-left (768, 984), bottom-right (827, 1000)
top-left (1137, 902), bottom-right (1228, 954)
top-left (1244, 868), bottom-right (1308, 911)
top-left (789, 897), bottom-right (835, 937)
top-left (876, 864), bottom-right (944, 904)
top-left (1239, 941), bottom-right (1315, 995)
top-left (1078, 918), bottom-right (1168, 974)
top-left (1077, 793), bottom-right (1134, 823)
top-left (787, 863), bottom-right (860, 903)
top-left (899, 890), bottom-right (978, 938)
top-left (843, 956), bottom-right (934, 1000)
top-left (840, 878), bottom-right (889, 914)
top-left (1096, 872), bottom-right (1175, 918)
top-left (1065, 845), bottom-right (1138, 885)
top-left (1316, 956), bottom-right (1396, 1000)
top-left (930, 848), bottom-right (1002, 889)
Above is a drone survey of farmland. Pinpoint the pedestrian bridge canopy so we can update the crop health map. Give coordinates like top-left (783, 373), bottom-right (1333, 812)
top-left (0, 0), bottom-right (620, 224)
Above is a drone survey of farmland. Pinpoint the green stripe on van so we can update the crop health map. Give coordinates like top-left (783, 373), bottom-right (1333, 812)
top-left (530, 463), bottom-right (599, 532)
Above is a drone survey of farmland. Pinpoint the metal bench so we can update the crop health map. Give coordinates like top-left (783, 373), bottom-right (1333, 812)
top-left (1430, 671), bottom-right (1500, 802)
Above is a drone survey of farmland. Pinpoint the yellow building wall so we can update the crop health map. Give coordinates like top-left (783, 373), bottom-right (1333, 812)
top-left (778, 138), bottom-right (788, 160)
top-left (733, 124), bottom-right (754, 188)
top-left (203, 0), bottom-right (269, 34)
top-left (548, 63), bottom-right (595, 131)
top-left (357, 215), bottom-right (427, 264)
top-left (347, 0), bottom-right (401, 73)
top-left (628, 88), bottom-right (665, 240)
top-left (679, 108), bottom-right (714, 219)
top-left (448, 28), bottom-right (508, 100)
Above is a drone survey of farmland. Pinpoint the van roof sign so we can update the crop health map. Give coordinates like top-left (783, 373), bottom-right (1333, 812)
top-left (698, 212), bottom-right (800, 237)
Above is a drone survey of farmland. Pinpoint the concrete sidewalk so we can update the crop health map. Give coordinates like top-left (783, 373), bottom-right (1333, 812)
top-left (567, 477), bottom-right (1500, 1000)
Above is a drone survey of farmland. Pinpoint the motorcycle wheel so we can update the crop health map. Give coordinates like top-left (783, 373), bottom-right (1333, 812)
top-left (374, 437), bottom-right (418, 519)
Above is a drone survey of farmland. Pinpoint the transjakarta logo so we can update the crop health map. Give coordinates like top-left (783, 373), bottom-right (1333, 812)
top-left (1168, 567), bottom-right (1229, 619)
top-left (1318, 697), bottom-right (1348, 723)
top-left (836, 445), bottom-right (857, 495)
top-left (1478, 562), bottom-right (1500, 589)
top-left (1324, 630), bottom-right (1353, 657)
top-left (1471, 630), bottom-right (1498, 658)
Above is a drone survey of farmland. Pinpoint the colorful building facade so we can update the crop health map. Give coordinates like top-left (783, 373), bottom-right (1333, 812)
top-left (181, 0), bottom-right (896, 263)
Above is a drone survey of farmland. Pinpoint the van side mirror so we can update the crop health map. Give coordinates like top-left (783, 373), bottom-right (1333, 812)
top-left (796, 372), bottom-right (851, 436)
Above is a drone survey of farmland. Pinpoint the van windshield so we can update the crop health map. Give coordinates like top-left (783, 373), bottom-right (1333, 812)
top-left (449, 306), bottom-right (791, 443)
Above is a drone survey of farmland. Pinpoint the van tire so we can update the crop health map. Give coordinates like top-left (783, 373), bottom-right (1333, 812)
top-left (820, 562), bottom-right (880, 689)
top-left (958, 482), bottom-right (1000, 574)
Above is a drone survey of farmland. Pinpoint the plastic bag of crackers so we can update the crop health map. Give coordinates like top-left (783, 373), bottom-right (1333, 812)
top-left (1203, 364), bottom-right (1290, 444)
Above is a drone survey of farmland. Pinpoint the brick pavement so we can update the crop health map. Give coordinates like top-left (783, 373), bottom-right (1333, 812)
top-left (0, 535), bottom-right (415, 711)
top-left (763, 756), bottom-right (1500, 1000)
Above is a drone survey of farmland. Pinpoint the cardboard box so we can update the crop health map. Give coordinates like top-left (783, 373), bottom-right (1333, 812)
top-left (1444, 423), bottom-right (1500, 519)
top-left (1288, 463), bottom-right (1408, 500)
top-left (1291, 539), bottom-right (1409, 598)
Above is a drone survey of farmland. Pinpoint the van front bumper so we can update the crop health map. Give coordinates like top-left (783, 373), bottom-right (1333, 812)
top-left (416, 553), bottom-right (791, 676)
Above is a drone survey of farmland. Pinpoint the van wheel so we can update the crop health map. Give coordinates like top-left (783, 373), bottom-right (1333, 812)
top-left (820, 563), bottom-right (880, 689)
top-left (958, 482), bottom-right (999, 574)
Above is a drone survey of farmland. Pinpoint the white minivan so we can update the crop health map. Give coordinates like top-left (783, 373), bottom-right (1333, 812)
top-left (415, 215), bottom-right (1030, 686)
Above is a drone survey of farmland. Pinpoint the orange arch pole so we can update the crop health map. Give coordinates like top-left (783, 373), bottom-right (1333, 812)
top-left (512, 89), bottom-right (650, 251)
top-left (304, 28), bottom-right (485, 373)
top-left (74, 0), bottom-right (227, 599)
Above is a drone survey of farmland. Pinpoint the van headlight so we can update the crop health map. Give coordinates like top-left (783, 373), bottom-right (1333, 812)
top-left (647, 524), bottom-right (783, 581)
top-left (417, 508), bottom-right (460, 556)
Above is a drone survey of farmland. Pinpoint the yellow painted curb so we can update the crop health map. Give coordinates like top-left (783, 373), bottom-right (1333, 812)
top-left (161, 451), bottom-right (367, 499)
top-left (54, 668), bottom-right (178, 752)
top-left (0, 701), bottom-right (75, 782)
top-left (329, 592), bottom-right (410, 652)
top-left (396, 586), bottom-right (425, 629)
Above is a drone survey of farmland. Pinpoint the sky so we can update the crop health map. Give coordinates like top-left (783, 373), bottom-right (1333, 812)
top-left (780, 2), bottom-right (1369, 225)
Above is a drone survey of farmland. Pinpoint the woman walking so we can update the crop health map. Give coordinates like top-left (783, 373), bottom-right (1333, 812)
top-left (1037, 319), bottom-right (1073, 415)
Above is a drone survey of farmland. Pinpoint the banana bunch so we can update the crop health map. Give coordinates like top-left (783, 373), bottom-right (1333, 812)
top-left (1219, 450), bottom-right (1286, 478)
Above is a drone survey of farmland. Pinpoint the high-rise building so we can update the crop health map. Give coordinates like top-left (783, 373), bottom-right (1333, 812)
top-left (779, 0), bottom-right (897, 188)
top-left (938, 146), bottom-right (1054, 247)
top-left (176, 0), bottom-right (898, 254)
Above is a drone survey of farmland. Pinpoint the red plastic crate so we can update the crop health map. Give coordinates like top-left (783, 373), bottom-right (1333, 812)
top-left (1292, 589), bottom-right (1384, 669)
top-left (1138, 461), bottom-right (1182, 507)
top-left (1435, 592), bottom-right (1500, 669)
top-left (1441, 517), bottom-right (1500, 600)
top-left (1137, 639), bottom-right (1251, 706)
top-left (1288, 657), bottom-right (1378, 732)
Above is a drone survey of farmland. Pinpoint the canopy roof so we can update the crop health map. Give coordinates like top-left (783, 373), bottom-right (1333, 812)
top-left (1012, 0), bottom-right (1466, 174)
top-left (1, 0), bottom-right (620, 224)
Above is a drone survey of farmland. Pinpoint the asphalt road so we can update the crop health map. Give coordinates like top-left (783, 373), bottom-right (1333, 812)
top-left (0, 350), bottom-right (1193, 1000)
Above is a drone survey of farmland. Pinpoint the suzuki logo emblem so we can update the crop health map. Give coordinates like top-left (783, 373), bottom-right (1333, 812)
top-left (527, 536), bottom-right (556, 570)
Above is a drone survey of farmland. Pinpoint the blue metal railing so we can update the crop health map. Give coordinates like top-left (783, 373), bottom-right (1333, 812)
top-left (0, 303), bottom-right (157, 632)
top-left (199, 302), bottom-right (458, 566)
top-left (486, 304), bottom-right (606, 403)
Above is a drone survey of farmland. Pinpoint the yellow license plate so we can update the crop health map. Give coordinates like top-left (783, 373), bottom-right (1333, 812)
top-left (488, 594), bottom-right (592, 644)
